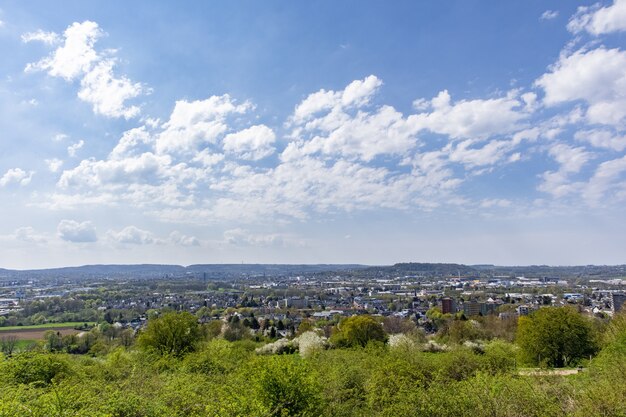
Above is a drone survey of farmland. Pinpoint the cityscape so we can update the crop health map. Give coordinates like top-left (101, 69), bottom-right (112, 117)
top-left (1, 0), bottom-right (626, 415)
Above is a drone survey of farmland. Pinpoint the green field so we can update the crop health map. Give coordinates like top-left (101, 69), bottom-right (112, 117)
top-left (0, 322), bottom-right (95, 331)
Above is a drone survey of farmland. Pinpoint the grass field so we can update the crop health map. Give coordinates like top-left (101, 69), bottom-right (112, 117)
top-left (0, 322), bottom-right (95, 332)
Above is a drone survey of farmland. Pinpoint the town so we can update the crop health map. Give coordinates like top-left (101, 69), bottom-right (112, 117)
top-left (1, 263), bottom-right (624, 344)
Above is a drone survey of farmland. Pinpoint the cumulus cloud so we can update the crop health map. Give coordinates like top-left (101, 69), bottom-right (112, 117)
top-left (78, 59), bottom-right (142, 118)
top-left (410, 90), bottom-right (530, 140)
top-left (445, 139), bottom-right (515, 168)
top-left (155, 95), bottom-right (251, 155)
top-left (25, 21), bottom-right (101, 80)
top-left (0, 168), bottom-right (34, 187)
top-left (568, 0), bottom-right (626, 35)
top-left (45, 158), bottom-right (64, 173)
top-left (51, 75), bottom-right (533, 223)
top-left (291, 75), bottom-right (382, 124)
top-left (57, 219), bottom-right (97, 242)
top-left (25, 21), bottom-right (143, 119)
top-left (107, 226), bottom-right (155, 245)
top-left (536, 47), bottom-right (626, 126)
top-left (223, 125), bottom-right (276, 160)
top-left (169, 231), bottom-right (200, 246)
top-left (58, 152), bottom-right (171, 189)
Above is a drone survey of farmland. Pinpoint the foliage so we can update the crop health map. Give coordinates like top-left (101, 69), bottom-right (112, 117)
top-left (0, 352), bottom-right (71, 385)
top-left (516, 307), bottom-right (596, 367)
top-left (331, 315), bottom-right (387, 348)
top-left (0, 312), bottom-right (623, 416)
top-left (251, 355), bottom-right (321, 416)
top-left (137, 311), bottom-right (203, 357)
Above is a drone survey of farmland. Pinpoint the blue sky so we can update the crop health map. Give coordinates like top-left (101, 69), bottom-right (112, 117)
top-left (1, 1), bottom-right (626, 268)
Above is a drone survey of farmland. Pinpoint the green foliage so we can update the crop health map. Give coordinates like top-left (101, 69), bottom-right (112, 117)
top-left (0, 313), bottom-right (623, 416)
top-left (331, 315), bottom-right (387, 348)
top-left (137, 311), bottom-right (203, 357)
top-left (251, 355), bottom-right (321, 416)
top-left (0, 352), bottom-right (71, 386)
top-left (516, 307), bottom-right (596, 367)
top-left (482, 339), bottom-right (518, 374)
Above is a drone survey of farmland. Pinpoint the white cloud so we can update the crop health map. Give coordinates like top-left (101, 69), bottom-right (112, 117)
top-left (13, 227), bottom-right (47, 243)
top-left (67, 140), bottom-right (84, 157)
top-left (169, 231), bottom-right (200, 247)
top-left (0, 168), bottom-right (34, 187)
top-left (25, 21), bottom-right (143, 119)
top-left (21, 29), bottom-right (60, 45)
top-left (57, 219), bottom-right (97, 242)
top-left (575, 129), bottom-right (626, 151)
top-left (26, 21), bottom-right (101, 80)
top-left (53, 133), bottom-right (68, 142)
top-left (156, 95), bottom-right (251, 155)
top-left (541, 10), bottom-right (559, 21)
top-left (287, 105), bottom-right (419, 162)
top-left (409, 90), bottom-right (529, 140)
top-left (583, 155), bottom-right (626, 203)
top-left (223, 124), bottom-right (276, 160)
top-left (549, 143), bottom-right (592, 173)
top-left (291, 75), bottom-right (382, 123)
top-left (78, 59), bottom-right (143, 119)
top-left (568, 0), bottom-right (626, 35)
top-left (45, 158), bottom-right (64, 173)
top-left (538, 144), bottom-right (593, 198)
top-left (223, 228), bottom-right (304, 247)
top-left (480, 199), bottom-right (512, 208)
top-left (536, 47), bottom-right (626, 126)
top-left (109, 127), bottom-right (152, 159)
top-left (58, 152), bottom-right (172, 189)
top-left (445, 139), bottom-right (514, 168)
top-left (107, 226), bottom-right (155, 245)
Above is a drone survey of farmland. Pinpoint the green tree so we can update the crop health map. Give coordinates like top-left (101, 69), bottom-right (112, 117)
top-left (331, 315), bottom-right (387, 348)
top-left (137, 311), bottom-right (203, 357)
top-left (516, 306), bottom-right (596, 367)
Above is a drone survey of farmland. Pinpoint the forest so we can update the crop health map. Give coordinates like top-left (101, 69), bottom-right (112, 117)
top-left (0, 307), bottom-right (624, 416)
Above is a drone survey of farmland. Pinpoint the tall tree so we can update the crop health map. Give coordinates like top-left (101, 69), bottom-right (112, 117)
top-left (137, 311), bottom-right (203, 357)
top-left (516, 307), bottom-right (596, 367)
top-left (332, 315), bottom-right (387, 348)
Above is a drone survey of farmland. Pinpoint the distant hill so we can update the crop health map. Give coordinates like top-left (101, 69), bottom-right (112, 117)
top-left (1, 262), bottom-right (625, 281)
top-left (0, 263), bottom-right (368, 280)
top-left (365, 262), bottom-right (479, 277)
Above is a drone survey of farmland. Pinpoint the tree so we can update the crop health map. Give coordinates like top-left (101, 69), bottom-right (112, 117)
top-left (331, 315), bottom-right (387, 348)
top-left (137, 311), bottom-right (203, 357)
top-left (516, 306), bottom-right (596, 367)
top-left (0, 336), bottom-right (17, 356)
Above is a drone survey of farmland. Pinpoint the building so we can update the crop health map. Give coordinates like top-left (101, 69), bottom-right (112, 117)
top-left (611, 293), bottom-right (626, 313)
top-left (480, 301), bottom-right (498, 316)
top-left (441, 297), bottom-right (457, 314)
top-left (463, 300), bottom-right (481, 317)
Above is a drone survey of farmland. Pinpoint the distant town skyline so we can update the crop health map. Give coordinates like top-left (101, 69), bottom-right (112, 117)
top-left (1, 1), bottom-right (626, 269)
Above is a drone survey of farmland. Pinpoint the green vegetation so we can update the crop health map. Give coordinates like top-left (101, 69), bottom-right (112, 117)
top-left (517, 306), bottom-right (596, 367)
top-left (0, 309), bottom-right (621, 415)
top-left (137, 311), bottom-right (203, 357)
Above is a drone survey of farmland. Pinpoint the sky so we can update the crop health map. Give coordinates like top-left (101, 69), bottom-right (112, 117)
top-left (1, 1), bottom-right (626, 269)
